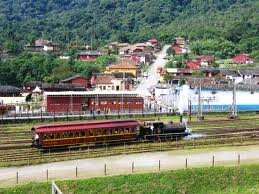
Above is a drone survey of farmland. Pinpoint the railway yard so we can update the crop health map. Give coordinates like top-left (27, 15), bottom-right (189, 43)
top-left (0, 113), bottom-right (259, 167)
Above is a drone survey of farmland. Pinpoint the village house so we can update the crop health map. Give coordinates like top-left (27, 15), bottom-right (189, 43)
top-left (232, 53), bottom-right (255, 64)
top-left (200, 68), bottom-right (220, 78)
top-left (23, 81), bottom-right (87, 93)
top-left (146, 38), bottom-right (161, 51)
top-left (186, 60), bottom-right (200, 70)
top-left (219, 69), bottom-right (242, 83)
top-left (197, 55), bottom-right (215, 67)
top-left (0, 85), bottom-right (22, 97)
top-left (238, 69), bottom-right (259, 79)
top-left (119, 46), bottom-right (132, 55)
top-left (165, 68), bottom-right (193, 84)
top-left (175, 36), bottom-right (186, 46)
top-left (105, 60), bottom-right (139, 77)
top-left (171, 36), bottom-right (189, 54)
top-left (120, 53), bottom-right (153, 65)
top-left (166, 68), bottom-right (193, 77)
top-left (116, 43), bottom-right (131, 54)
top-left (108, 42), bottom-right (119, 51)
top-left (90, 73), bottom-right (133, 91)
top-left (60, 75), bottom-right (89, 88)
top-left (24, 39), bottom-right (60, 52)
top-left (147, 38), bottom-right (158, 47)
top-left (77, 50), bottom-right (101, 61)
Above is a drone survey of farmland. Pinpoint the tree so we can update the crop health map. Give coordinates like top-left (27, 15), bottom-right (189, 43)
top-left (192, 70), bottom-right (205, 78)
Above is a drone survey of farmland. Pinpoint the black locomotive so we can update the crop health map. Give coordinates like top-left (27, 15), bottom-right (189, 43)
top-left (138, 120), bottom-right (190, 140)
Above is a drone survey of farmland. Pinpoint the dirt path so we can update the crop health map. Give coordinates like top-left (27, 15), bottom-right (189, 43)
top-left (0, 145), bottom-right (259, 187)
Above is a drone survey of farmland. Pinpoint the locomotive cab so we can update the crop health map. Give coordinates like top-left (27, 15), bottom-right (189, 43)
top-left (31, 127), bottom-right (40, 147)
top-left (139, 121), bottom-right (164, 137)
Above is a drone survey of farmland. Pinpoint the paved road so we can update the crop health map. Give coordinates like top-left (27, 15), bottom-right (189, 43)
top-left (1, 145), bottom-right (259, 187)
top-left (136, 45), bottom-right (170, 97)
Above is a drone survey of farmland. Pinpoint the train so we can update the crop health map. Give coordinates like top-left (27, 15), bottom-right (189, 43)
top-left (32, 119), bottom-right (191, 148)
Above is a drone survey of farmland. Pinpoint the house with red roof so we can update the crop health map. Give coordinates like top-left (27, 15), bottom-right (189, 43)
top-left (186, 60), bottom-right (201, 70)
top-left (232, 53), bottom-right (254, 64)
top-left (172, 44), bottom-right (186, 54)
top-left (60, 75), bottom-right (89, 88)
top-left (171, 36), bottom-right (188, 54)
top-left (77, 50), bottom-right (101, 61)
top-left (196, 55), bottom-right (215, 67)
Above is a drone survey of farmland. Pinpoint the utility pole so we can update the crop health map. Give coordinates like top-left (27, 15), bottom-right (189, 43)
top-left (197, 78), bottom-right (204, 120)
top-left (229, 80), bottom-right (238, 119)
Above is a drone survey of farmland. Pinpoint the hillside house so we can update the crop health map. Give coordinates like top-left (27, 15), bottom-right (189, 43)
top-left (60, 75), bottom-right (89, 88)
top-left (90, 73), bottom-right (133, 91)
top-left (24, 39), bottom-right (60, 52)
top-left (197, 55), bottom-right (215, 67)
top-left (147, 38), bottom-right (158, 47)
top-left (232, 53), bottom-right (254, 64)
top-left (186, 60), bottom-right (200, 70)
top-left (105, 60), bottom-right (139, 77)
top-left (77, 50), bottom-right (101, 61)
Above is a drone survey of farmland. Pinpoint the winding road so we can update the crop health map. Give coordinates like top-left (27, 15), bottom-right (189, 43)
top-left (136, 45), bottom-right (170, 96)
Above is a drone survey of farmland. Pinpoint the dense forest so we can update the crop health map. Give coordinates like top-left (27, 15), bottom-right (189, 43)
top-left (0, 0), bottom-right (258, 86)
top-left (0, 0), bottom-right (258, 53)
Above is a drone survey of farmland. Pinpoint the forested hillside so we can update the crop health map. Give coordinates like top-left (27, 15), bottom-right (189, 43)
top-left (0, 0), bottom-right (258, 55)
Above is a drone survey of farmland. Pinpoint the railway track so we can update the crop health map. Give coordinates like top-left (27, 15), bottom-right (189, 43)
top-left (0, 131), bottom-right (259, 166)
top-left (1, 117), bottom-right (259, 166)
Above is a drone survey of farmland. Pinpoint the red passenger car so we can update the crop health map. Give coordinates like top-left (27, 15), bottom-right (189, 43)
top-left (32, 120), bottom-right (140, 148)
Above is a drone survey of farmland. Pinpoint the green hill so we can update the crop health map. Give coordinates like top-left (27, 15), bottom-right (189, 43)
top-left (0, 0), bottom-right (258, 56)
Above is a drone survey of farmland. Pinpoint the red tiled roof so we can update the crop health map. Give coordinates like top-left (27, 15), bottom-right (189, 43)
top-left (233, 53), bottom-right (254, 64)
top-left (108, 60), bottom-right (137, 69)
top-left (186, 60), bottom-right (201, 70)
top-left (93, 74), bottom-right (114, 84)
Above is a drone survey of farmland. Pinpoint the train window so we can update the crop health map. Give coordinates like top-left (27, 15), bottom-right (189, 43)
top-left (43, 134), bottom-right (48, 140)
top-left (50, 134), bottom-right (54, 139)
top-left (97, 130), bottom-right (101, 136)
top-left (56, 133), bottom-right (60, 139)
top-left (63, 132), bottom-right (69, 138)
top-left (114, 129), bottom-right (118, 134)
top-left (119, 129), bottom-right (124, 134)
top-left (125, 128), bottom-right (129, 133)
top-left (69, 132), bottom-right (73, 138)
top-left (131, 128), bottom-right (135, 132)
top-left (75, 132), bottom-right (79, 137)
top-left (89, 129), bottom-right (94, 136)
top-left (81, 131), bottom-right (86, 137)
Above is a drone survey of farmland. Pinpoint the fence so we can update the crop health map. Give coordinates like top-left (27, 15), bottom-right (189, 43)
top-left (1, 152), bottom-right (258, 188)
top-left (0, 108), bottom-right (175, 124)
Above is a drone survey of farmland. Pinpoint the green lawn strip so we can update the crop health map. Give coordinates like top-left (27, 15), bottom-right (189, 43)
top-left (1, 164), bottom-right (258, 194)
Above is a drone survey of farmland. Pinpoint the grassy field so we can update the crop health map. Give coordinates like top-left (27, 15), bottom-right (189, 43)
top-left (1, 164), bottom-right (258, 194)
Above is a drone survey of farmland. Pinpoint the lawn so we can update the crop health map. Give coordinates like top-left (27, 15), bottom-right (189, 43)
top-left (1, 164), bottom-right (258, 194)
